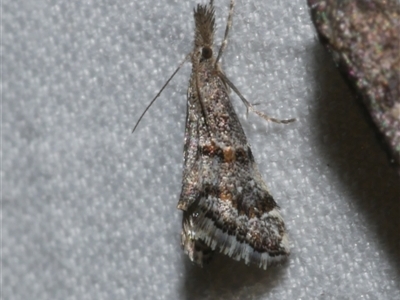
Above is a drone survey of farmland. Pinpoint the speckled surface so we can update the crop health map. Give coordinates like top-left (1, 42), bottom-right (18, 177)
top-left (308, 0), bottom-right (400, 172)
top-left (4, 0), bottom-right (400, 299)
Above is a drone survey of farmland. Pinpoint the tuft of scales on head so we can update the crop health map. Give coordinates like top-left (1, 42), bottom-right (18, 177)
top-left (194, 1), bottom-right (215, 48)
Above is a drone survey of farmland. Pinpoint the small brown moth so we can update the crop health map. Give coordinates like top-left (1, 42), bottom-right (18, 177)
top-left (133, 0), bottom-right (295, 269)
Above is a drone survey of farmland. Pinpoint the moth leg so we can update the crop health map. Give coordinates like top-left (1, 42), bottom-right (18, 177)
top-left (218, 71), bottom-right (296, 124)
top-left (215, 0), bottom-right (235, 66)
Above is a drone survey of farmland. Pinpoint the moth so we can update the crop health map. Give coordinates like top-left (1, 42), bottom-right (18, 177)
top-left (133, 0), bottom-right (294, 269)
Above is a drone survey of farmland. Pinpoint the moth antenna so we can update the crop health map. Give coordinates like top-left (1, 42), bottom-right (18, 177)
top-left (215, 0), bottom-right (235, 66)
top-left (218, 71), bottom-right (296, 124)
top-left (132, 54), bottom-right (190, 133)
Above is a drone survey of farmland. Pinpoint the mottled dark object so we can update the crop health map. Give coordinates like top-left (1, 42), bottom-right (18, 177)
top-left (133, 0), bottom-right (295, 269)
top-left (178, 0), bottom-right (294, 269)
top-left (308, 0), bottom-right (400, 172)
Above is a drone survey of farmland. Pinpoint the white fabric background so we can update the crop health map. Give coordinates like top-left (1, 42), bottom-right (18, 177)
top-left (4, 0), bottom-right (400, 299)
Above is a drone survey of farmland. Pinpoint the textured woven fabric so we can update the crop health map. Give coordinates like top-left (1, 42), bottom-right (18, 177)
top-left (4, 1), bottom-right (400, 299)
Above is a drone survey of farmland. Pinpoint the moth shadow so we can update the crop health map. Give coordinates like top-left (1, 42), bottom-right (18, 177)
top-left (310, 42), bottom-right (400, 273)
top-left (180, 253), bottom-right (289, 300)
